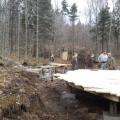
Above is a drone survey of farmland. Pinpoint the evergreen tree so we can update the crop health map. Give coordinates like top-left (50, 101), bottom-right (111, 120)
top-left (69, 3), bottom-right (78, 53)
top-left (97, 6), bottom-right (111, 51)
top-left (61, 1), bottom-right (78, 23)
top-left (112, 0), bottom-right (120, 52)
top-left (61, 0), bottom-right (69, 15)
top-left (6, 0), bottom-right (54, 58)
top-left (38, 0), bottom-right (54, 57)
top-left (69, 3), bottom-right (77, 23)
top-left (20, 0), bottom-right (54, 57)
top-left (61, 1), bottom-right (78, 53)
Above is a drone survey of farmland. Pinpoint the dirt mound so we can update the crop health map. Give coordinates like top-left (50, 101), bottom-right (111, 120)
top-left (0, 70), bottom-right (103, 120)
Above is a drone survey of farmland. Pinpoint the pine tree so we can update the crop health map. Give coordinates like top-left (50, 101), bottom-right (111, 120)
top-left (97, 6), bottom-right (111, 51)
top-left (6, 0), bottom-right (54, 58)
top-left (61, 0), bottom-right (69, 15)
top-left (38, 0), bottom-right (54, 57)
top-left (69, 3), bottom-right (77, 23)
top-left (69, 3), bottom-right (78, 53)
top-left (112, 0), bottom-right (120, 52)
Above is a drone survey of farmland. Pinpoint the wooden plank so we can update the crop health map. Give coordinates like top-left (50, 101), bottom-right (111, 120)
top-left (68, 82), bottom-right (120, 102)
top-left (102, 95), bottom-right (120, 103)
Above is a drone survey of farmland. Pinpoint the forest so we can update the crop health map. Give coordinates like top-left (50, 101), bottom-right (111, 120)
top-left (0, 0), bottom-right (120, 62)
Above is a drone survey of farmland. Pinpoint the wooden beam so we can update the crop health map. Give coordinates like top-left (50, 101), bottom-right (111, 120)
top-left (68, 82), bottom-right (120, 102)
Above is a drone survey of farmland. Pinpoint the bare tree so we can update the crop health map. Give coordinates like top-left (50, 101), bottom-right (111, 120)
top-left (36, 0), bottom-right (39, 59)
top-left (25, 0), bottom-right (28, 59)
top-left (17, 5), bottom-right (21, 60)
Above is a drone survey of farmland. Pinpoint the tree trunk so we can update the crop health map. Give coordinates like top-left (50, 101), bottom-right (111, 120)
top-left (36, 0), bottom-right (39, 59)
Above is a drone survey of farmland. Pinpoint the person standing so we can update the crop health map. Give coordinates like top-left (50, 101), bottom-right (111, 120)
top-left (50, 54), bottom-right (54, 62)
top-left (85, 54), bottom-right (94, 69)
top-left (107, 53), bottom-right (117, 70)
top-left (71, 54), bottom-right (78, 70)
top-left (98, 51), bottom-right (108, 70)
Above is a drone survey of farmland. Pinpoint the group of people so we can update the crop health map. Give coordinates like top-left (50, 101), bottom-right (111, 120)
top-left (71, 51), bottom-right (117, 70)
top-left (98, 51), bottom-right (116, 70)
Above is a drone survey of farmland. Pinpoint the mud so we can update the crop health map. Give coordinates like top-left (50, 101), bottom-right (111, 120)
top-left (0, 69), bottom-right (107, 120)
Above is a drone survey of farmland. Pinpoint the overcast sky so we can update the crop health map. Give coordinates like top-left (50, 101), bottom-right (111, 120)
top-left (52, 0), bottom-right (114, 23)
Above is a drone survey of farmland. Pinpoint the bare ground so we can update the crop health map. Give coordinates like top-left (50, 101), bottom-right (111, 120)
top-left (0, 68), bottom-right (106, 120)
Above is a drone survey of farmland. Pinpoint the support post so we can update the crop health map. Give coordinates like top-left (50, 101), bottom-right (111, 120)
top-left (109, 101), bottom-right (118, 115)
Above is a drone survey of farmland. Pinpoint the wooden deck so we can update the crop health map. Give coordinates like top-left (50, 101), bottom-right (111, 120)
top-left (55, 69), bottom-right (120, 102)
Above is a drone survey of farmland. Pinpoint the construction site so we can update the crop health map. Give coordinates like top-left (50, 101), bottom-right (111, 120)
top-left (0, 57), bottom-right (118, 120)
top-left (0, 0), bottom-right (120, 120)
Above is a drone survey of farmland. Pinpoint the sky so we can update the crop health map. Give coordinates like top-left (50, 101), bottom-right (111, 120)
top-left (52, 0), bottom-right (114, 23)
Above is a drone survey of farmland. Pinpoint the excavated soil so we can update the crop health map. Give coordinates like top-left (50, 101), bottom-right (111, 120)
top-left (0, 68), bottom-right (109, 120)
